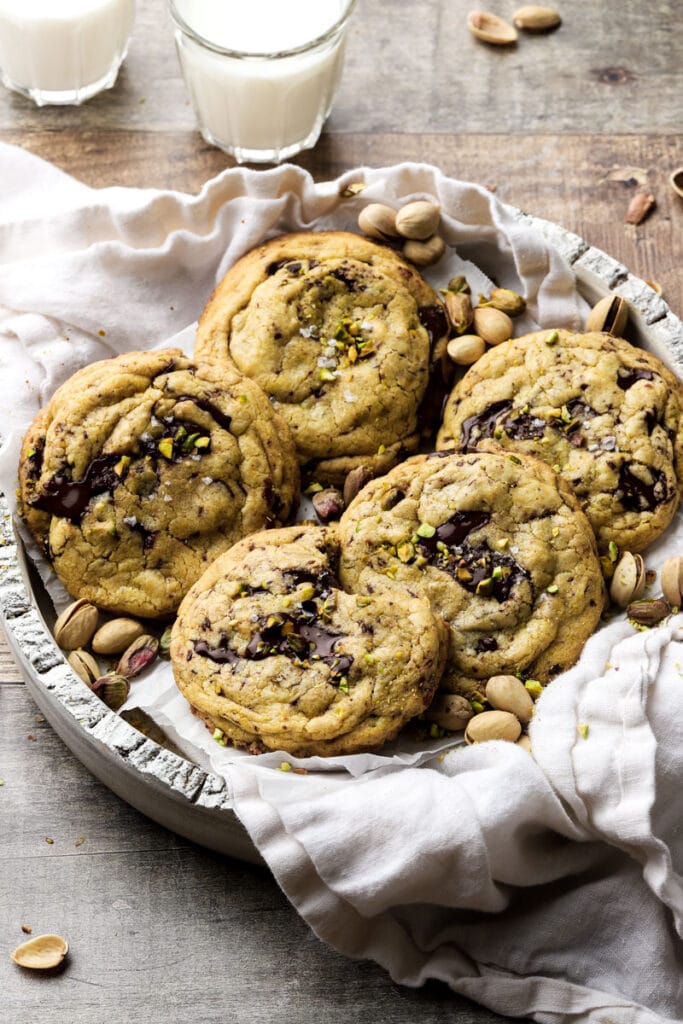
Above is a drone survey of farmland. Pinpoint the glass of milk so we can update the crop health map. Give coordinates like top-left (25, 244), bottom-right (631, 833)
top-left (168, 0), bottom-right (357, 164)
top-left (0, 0), bottom-right (135, 106)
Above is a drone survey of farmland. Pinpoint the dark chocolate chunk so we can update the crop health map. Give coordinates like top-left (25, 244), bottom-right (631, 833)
top-left (418, 304), bottom-right (448, 346)
top-left (30, 455), bottom-right (120, 522)
top-left (617, 464), bottom-right (671, 512)
top-left (616, 367), bottom-right (654, 390)
top-left (460, 400), bottom-right (513, 448)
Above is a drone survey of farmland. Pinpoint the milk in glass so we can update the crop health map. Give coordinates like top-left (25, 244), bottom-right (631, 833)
top-left (170, 0), bottom-right (356, 163)
top-left (0, 0), bottom-right (135, 105)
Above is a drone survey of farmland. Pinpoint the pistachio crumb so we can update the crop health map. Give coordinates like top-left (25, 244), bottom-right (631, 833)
top-left (416, 522), bottom-right (436, 538)
top-left (279, 762), bottom-right (292, 772)
top-left (544, 330), bottom-right (559, 346)
top-left (237, 394), bottom-right (248, 404)
top-left (608, 541), bottom-right (619, 563)
top-left (577, 723), bottom-right (590, 739)
top-left (377, 443), bottom-right (386, 455)
top-left (546, 584), bottom-right (559, 594)
top-left (45, 837), bottom-right (54, 845)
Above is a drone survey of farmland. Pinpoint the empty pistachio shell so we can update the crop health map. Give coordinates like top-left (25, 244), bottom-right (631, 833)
top-left (609, 552), bottom-right (646, 608)
top-left (585, 294), bottom-right (630, 336)
top-left (91, 673), bottom-right (130, 711)
top-left (512, 5), bottom-right (561, 31)
top-left (67, 648), bottom-right (100, 686)
top-left (357, 203), bottom-right (399, 241)
top-left (395, 201), bottom-right (441, 241)
top-left (516, 734), bottom-right (533, 753)
top-left (660, 556), bottom-right (683, 606)
top-left (116, 634), bottom-right (159, 679)
top-left (425, 693), bottom-right (474, 731)
top-left (482, 287), bottom-right (527, 317)
top-left (402, 235), bottom-right (446, 267)
top-left (627, 598), bottom-right (670, 627)
top-left (465, 710), bottom-right (522, 744)
top-left (670, 167), bottom-right (683, 200)
top-left (473, 306), bottom-right (513, 345)
top-left (447, 335), bottom-right (487, 366)
top-left (485, 674), bottom-right (534, 724)
top-left (92, 618), bottom-right (145, 656)
top-left (53, 600), bottom-right (99, 651)
top-left (11, 933), bottom-right (68, 970)
top-left (343, 465), bottom-right (373, 506)
top-left (444, 291), bottom-right (473, 334)
top-left (467, 10), bottom-right (518, 44)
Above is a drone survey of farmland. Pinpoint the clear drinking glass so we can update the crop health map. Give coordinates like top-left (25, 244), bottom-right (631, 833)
top-left (0, 0), bottom-right (136, 106)
top-left (168, 0), bottom-right (357, 164)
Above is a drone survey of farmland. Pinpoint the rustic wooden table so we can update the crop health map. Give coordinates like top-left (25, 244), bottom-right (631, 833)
top-left (1, 1), bottom-right (682, 1020)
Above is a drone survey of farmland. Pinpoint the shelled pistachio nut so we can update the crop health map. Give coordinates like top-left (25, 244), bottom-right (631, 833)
top-left (424, 693), bottom-right (474, 731)
top-left (395, 201), bottom-right (441, 240)
top-left (67, 648), bottom-right (100, 686)
top-left (117, 634), bottom-right (159, 679)
top-left (485, 674), bottom-right (534, 724)
top-left (627, 598), bottom-right (671, 627)
top-left (585, 294), bottom-right (630, 336)
top-left (343, 465), bottom-right (373, 507)
top-left (467, 10), bottom-right (518, 45)
top-left (444, 290), bottom-right (474, 334)
top-left (91, 673), bottom-right (130, 711)
top-left (358, 203), bottom-right (399, 241)
top-left (473, 306), bottom-right (513, 345)
top-left (465, 709), bottom-right (522, 744)
top-left (609, 551), bottom-right (646, 608)
top-left (512, 5), bottom-right (561, 31)
top-left (402, 235), bottom-right (446, 267)
top-left (92, 617), bottom-right (145, 656)
top-left (159, 626), bottom-right (173, 659)
top-left (312, 488), bottom-right (345, 522)
top-left (481, 287), bottom-right (526, 317)
top-left (660, 556), bottom-right (683, 606)
top-left (11, 934), bottom-right (68, 971)
top-left (446, 335), bottom-right (487, 366)
top-left (53, 600), bottom-right (99, 651)
top-left (446, 274), bottom-right (471, 295)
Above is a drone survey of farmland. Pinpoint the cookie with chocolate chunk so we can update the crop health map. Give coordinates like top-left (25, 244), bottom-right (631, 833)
top-left (170, 526), bottom-right (448, 757)
top-left (338, 450), bottom-right (605, 699)
top-left (194, 231), bottom-right (449, 484)
top-left (19, 350), bottom-right (299, 618)
top-left (437, 329), bottom-right (683, 553)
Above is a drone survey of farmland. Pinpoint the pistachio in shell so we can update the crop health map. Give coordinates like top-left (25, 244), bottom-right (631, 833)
top-left (660, 556), bottom-right (683, 606)
top-left (67, 648), bottom-right (100, 686)
top-left (516, 733), bottom-right (533, 753)
top-left (425, 693), bottom-right (474, 731)
top-left (446, 274), bottom-right (471, 295)
top-left (512, 5), bottom-right (561, 31)
top-left (446, 335), bottom-right (486, 366)
top-left (11, 934), bottom-right (68, 970)
top-left (627, 598), bottom-right (671, 627)
top-left (444, 290), bottom-right (474, 334)
top-left (485, 674), bottom-right (534, 724)
top-left (53, 600), bottom-right (99, 651)
top-left (92, 618), bottom-right (146, 656)
top-left (312, 488), bottom-right (345, 523)
top-left (395, 200), bottom-right (441, 241)
top-left (472, 306), bottom-right (513, 346)
top-left (467, 10), bottom-right (518, 45)
top-left (357, 203), bottom-right (399, 241)
top-left (481, 287), bottom-right (526, 317)
top-left (343, 465), bottom-right (373, 507)
top-left (116, 634), bottom-right (159, 679)
top-left (609, 552), bottom-right (646, 608)
top-left (465, 709), bottom-right (522, 744)
top-left (91, 673), bottom-right (130, 711)
top-left (585, 294), bottom-right (630, 336)
top-left (402, 235), bottom-right (446, 267)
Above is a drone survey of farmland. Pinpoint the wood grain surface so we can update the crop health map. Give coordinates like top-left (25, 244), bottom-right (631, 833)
top-left (1, 0), bottom-right (682, 1021)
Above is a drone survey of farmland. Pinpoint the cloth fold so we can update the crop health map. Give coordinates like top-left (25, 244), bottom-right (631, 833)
top-left (1, 142), bottom-right (682, 1024)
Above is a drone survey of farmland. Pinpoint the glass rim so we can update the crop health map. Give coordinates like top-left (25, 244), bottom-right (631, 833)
top-left (168, 0), bottom-right (358, 60)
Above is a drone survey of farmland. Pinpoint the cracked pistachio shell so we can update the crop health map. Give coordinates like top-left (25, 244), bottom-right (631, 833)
top-left (447, 335), bottom-right (486, 366)
top-left (473, 306), bottom-right (513, 346)
top-left (585, 294), bottom-right (630, 336)
top-left (467, 11), bottom-right (518, 45)
top-left (395, 201), bottom-right (441, 241)
top-left (92, 618), bottom-right (145, 656)
top-left (425, 693), bottom-right (474, 731)
top-left (465, 710), bottom-right (522, 744)
top-left (117, 634), bottom-right (159, 679)
top-left (343, 465), bottom-right (373, 507)
top-left (67, 648), bottom-right (100, 686)
top-left (92, 673), bottom-right (130, 711)
top-left (53, 600), bottom-right (99, 651)
top-left (660, 556), bottom-right (683, 606)
top-left (610, 552), bottom-right (646, 608)
top-left (485, 675), bottom-right (534, 724)
top-left (484, 287), bottom-right (527, 317)
top-left (11, 934), bottom-right (68, 970)
top-left (444, 290), bottom-right (474, 334)
top-left (402, 235), bottom-right (446, 267)
top-left (357, 203), bottom-right (399, 241)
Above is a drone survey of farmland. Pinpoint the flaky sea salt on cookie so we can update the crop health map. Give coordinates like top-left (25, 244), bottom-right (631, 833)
top-left (437, 329), bottom-right (683, 553)
top-left (170, 526), bottom-right (448, 757)
top-left (194, 231), bottom-right (449, 484)
top-left (18, 350), bottom-right (299, 618)
top-left (338, 449), bottom-right (605, 700)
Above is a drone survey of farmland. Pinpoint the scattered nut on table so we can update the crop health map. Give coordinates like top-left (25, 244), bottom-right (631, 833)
top-left (11, 934), bottom-right (68, 971)
top-left (467, 11), bottom-right (518, 45)
top-left (512, 5), bottom-right (561, 31)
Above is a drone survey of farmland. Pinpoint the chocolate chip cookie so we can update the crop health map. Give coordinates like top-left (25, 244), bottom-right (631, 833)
top-left (338, 450), bottom-right (605, 699)
top-left (170, 526), bottom-right (448, 757)
top-left (19, 350), bottom-right (299, 618)
top-left (194, 231), bottom-right (449, 484)
top-left (437, 329), bottom-right (683, 553)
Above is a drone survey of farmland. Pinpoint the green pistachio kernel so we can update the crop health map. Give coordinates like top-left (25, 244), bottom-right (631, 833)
top-left (416, 523), bottom-right (436, 539)
top-left (524, 679), bottom-right (543, 699)
top-left (577, 723), bottom-right (590, 739)
top-left (319, 368), bottom-right (336, 382)
top-left (546, 584), bottom-right (559, 594)
top-left (194, 436), bottom-right (211, 449)
top-left (158, 437), bottom-right (174, 460)
top-left (544, 330), bottom-right (559, 346)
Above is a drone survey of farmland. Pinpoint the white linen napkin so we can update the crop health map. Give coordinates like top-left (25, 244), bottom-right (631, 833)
top-left (1, 142), bottom-right (681, 1024)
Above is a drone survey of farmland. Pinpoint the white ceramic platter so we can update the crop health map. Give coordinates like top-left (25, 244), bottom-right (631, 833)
top-left (2, 198), bottom-right (682, 866)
